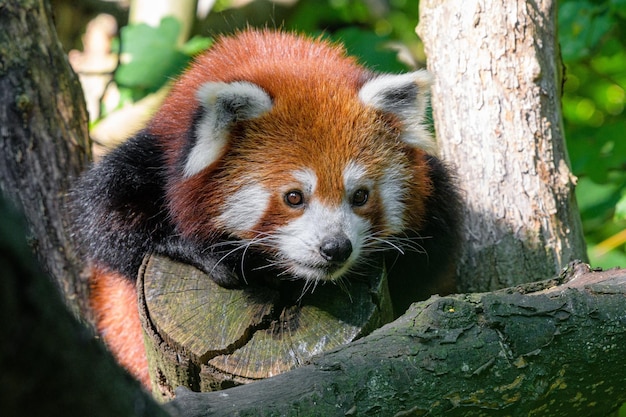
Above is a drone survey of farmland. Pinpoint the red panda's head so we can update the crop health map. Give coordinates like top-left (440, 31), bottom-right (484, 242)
top-left (151, 31), bottom-right (436, 283)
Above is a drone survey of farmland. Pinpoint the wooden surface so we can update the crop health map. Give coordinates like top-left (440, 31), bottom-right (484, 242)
top-left (138, 254), bottom-right (393, 398)
top-left (418, 0), bottom-right (588, 292)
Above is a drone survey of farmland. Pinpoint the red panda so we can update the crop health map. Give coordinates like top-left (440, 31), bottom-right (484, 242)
top-left (71, 29), bottom-right (461, 387)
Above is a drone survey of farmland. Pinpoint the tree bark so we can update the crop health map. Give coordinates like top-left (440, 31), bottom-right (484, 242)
top-left (4, 200), bottom-right (625, 417)
top-left (164, 262), bottom-right (626, 417)
top-left (0, 0), bottom-right (91, 320)
top-left (417, 0), bottom-right (588, 292)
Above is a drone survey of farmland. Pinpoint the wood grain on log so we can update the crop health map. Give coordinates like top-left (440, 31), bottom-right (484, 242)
top-left (138, 254), bottom-right (393, 399)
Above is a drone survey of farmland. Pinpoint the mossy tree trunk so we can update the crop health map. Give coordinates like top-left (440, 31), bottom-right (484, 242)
top-left (0, 0), bottom-right (92, 320)
top-left (164, 263), bottom-right (626, 417)
top-left (0, 195), bottom-right (169, 417)
top-left (417, 0), bottom-right (588, 292)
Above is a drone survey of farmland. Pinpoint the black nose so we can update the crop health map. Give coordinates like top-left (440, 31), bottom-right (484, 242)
top-left (319, 234), bottom-right (353, 264)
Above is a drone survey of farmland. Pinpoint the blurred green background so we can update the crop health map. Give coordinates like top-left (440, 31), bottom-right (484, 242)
top-left (559, 0), bottom-right (626, 270)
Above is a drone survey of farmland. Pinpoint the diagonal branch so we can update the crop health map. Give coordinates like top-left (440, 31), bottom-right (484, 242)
top-left (164, 262), bottom-right (626, 417)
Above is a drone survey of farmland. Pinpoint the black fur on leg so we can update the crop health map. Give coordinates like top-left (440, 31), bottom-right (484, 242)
top-left (386, 155), bottom-right (462, 316)
top-left (69, 131), bottom-right (242, 286)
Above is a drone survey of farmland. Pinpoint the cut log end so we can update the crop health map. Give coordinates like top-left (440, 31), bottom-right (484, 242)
top-left (137, 254), bottom-right (393, 400)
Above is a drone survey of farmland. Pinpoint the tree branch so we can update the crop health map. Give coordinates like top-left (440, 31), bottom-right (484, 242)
top-left (164, 262), bottom-right (626, 417)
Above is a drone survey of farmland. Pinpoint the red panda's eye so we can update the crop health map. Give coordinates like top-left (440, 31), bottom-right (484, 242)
top-left (351, 189), bottom-right (369, 207)
top-left (285, 190), bottom-right (304, 207)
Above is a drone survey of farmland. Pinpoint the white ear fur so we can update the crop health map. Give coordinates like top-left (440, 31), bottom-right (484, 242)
top-left (358, 70), bottom-right (436, 154)
top-left (183, 81), bottom-right (273, 177)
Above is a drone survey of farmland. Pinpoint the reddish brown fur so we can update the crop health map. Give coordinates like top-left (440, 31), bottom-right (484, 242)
top-left (90, 267), bottom-right (150, 387)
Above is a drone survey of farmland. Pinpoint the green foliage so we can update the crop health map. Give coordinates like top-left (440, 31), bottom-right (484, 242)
top-left (284, 0), bottom-right (421, 71)
top-left (559, 0), bottom-right (626, 268)
top-left (114, 17), bottom-right (211, 100)
top-left (327, 27), bottom-right (408, 73)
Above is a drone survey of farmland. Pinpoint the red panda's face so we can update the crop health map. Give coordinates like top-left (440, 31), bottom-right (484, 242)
top-left (165, 70), bottom-right (434, 283)
top-left (213, 159), bottom-right (412, 282)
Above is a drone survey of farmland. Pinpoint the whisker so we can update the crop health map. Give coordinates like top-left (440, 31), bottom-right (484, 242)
top-left (334, 277), bottom-right (353, 303)
top-left (361, 231), bottom-right (431, 256)
top-left (202, 234), bottom-right (276, 282)
top-left (364, 236), bottom-right (405, 254)
top-left (298, 277), bottom-right (320, 301)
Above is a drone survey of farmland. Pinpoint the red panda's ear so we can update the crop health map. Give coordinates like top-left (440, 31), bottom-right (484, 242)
top-left (184, 81), bottom-right (273, 177)
top-left (358, 70), bottom-right (436, 154)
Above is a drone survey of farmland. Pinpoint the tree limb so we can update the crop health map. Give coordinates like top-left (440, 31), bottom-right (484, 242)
top-left (164, 262), bottom-right (626, 417)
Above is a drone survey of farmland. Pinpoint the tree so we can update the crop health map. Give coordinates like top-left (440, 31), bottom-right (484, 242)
top-left (3, 205), bottom-right (625, 416)
top-left (417, 0), bottom-right (588, 292)
top-left (0, 1), bottom-right (168, 415)
top-left (1, 0), bottom-right (625, 416)
top-left (163, 263), bottom-right (626, 417)
top-left (0, 0), bottom-right (91, 321)
top-left (0, 194), bottom-right (168, 417)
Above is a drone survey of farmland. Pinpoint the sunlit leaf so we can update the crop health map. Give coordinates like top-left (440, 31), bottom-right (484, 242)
top-left (115, 17), bottom-right (191, 95)
top-left (615, 191), bottom-right (626, 221)
top-left (181, 36), bottom-right (213, 56)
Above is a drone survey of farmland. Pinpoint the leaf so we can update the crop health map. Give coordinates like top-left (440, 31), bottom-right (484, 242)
top-left (575, 177), bottom-right (620, 217)
top-left (615, 190), bottom-right (626, 221)
top-left (559, 1), bottom-right (613, 62)
top-left (566, 121), bottom-right (626, 182)
top-left (115, 17), bottom-right (191, 94)
top-left (330, 27), bottom-right (409, 73)
top-left (180, 36), bottom-right (213, 56)
top-left (588, 241), bottom-right (626, 269)
top-left (610, 0), bottom-right (626, 18)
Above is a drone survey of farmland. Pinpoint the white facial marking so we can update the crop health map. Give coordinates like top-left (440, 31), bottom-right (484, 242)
top-left (184, 81), bottom-right (273, 177)
top-left (358, 71), bottom-right (437, 154)
top-left (215, 183), bottom-right (270, 235)
top-left (275, 199), bottom-right (370, 282)
top-left (343, 161), bottom-right (372, 197)
top-left (380, 166), bottom-right (409, 234)
top-left (291, 168), bottom-right (317, 195)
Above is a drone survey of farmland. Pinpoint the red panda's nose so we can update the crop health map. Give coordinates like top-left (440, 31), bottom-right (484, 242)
top-left (319, 234), bottom-right (353, 264)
